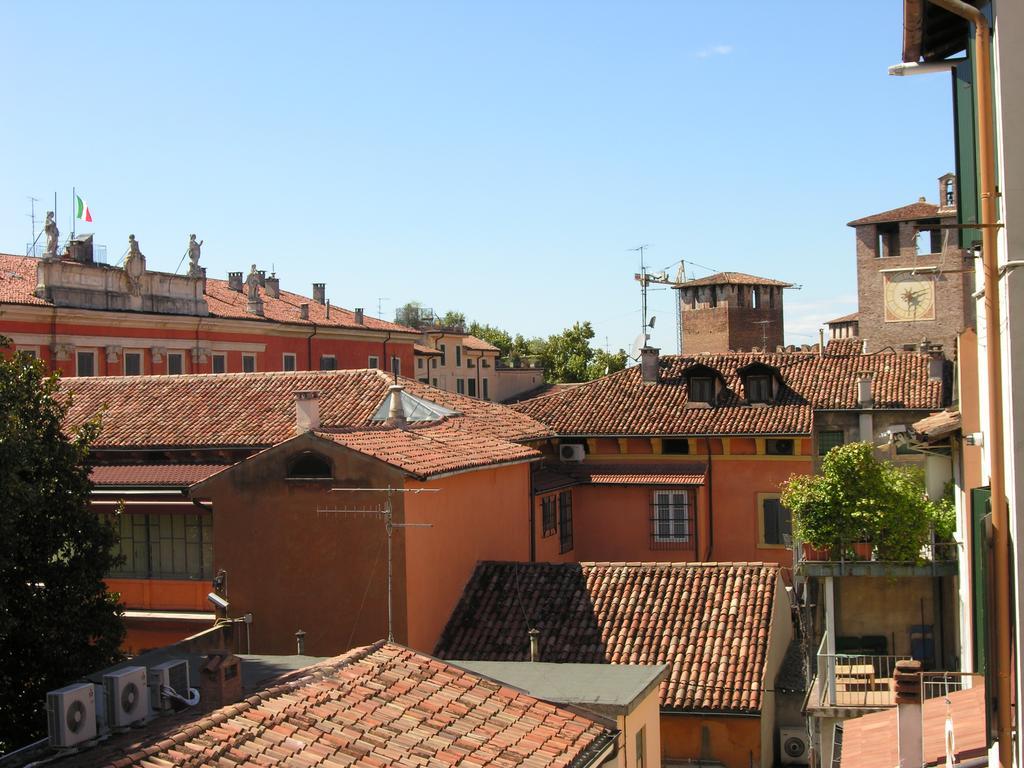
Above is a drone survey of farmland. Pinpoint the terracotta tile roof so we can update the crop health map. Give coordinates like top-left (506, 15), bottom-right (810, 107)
top-left (514, 352), bottom-right (947, 437)
top-left (413, 342), bottom-right (442, 355)
top-left (911, 409), bottom-right (961, 442)
top-left (846, 200), bottom-right (945, 227)
top-left (62, 642), bottom-right (616, 768)
top-left (0, 253), bottom-right (48, 306)
top-left (462, 335), bottom-right (501, 352)
top-left (61, 369), bottom-right (551, 449)
top-left (435, 561), bottom-right (780, 713)
top-left (0, 253), bottom-right (415, 333)
top-left (502, 382), bottom-right (583, 405)
top-left (840, 683), bottom-right (987, 767)
top-left (90, 464), bottom-right (229, 486)
top-left (824, 337), bottom-right (864, 356)
top-left (827, 312), bottom-right (860, 324)
top-left (574, 462), bottom-right (706, 486)
top-left (317, 421), bottom-right (540, 478)
top-left (674, 272), bottom-right (793, 288)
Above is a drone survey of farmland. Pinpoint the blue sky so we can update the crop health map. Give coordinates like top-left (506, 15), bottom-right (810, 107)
top-left (0, 1), bottom-right (953, 354)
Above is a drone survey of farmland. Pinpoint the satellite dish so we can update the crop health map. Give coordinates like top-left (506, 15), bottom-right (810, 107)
top-left (648, 316), bottom-right (656, 328)
top-left (630, 334), bottom-right (648, 360)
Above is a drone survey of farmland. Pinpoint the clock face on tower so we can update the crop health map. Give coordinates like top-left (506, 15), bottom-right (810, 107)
top-left (883, 272), bottom-right (936, 322)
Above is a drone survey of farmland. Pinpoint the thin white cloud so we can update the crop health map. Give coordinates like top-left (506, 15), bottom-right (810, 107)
top-left (695, 44), bottom-right (733, 59)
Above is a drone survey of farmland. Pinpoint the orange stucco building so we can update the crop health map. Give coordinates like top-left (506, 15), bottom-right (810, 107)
top-left (0, 252), bottom-right (418, 377)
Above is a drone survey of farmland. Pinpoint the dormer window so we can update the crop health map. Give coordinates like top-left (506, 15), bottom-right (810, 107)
top-left (738, 362), bottom-right (782, 405)
top-left (690, 376), bottom-right (714, 404)
top-left (747, 375), bottom-right (771, 403)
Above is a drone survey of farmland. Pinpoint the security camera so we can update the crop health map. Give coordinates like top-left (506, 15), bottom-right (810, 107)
top-left (880, 425), bottom-right (908, 441)
top-left (207, 592), bottom-right (230, 612)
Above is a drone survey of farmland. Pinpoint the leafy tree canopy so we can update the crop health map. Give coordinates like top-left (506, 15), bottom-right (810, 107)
top-left (0, 342), bottom-right (124, 751)
top-left (780, 442), bottom-right (933, 561)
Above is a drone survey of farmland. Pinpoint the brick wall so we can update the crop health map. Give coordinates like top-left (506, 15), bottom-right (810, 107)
top-left (680, 285), bottom-right (785, 353)
top-left (854, 219), bottom-right (976, 354)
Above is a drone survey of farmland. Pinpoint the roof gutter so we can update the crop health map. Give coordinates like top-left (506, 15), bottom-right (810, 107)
top-left (916, 4), bottom-right (1011, 764)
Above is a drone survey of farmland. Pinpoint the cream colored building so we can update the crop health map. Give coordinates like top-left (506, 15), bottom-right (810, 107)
top-left (414, 330), bottom-right (545, 402)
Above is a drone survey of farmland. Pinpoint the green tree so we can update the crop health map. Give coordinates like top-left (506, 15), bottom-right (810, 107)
top-left (780, 442), bottom-right (931, 561)
top-left (438, 311), bottom-right (466, 331)
top-left (540, 321), bottom-right (596, 383)
top-left (587, 348), bottom-right (628, 380)
top-left (0, 343), bottom-right (125, 751)
top-left (394, 300), bottom-right (425, 329)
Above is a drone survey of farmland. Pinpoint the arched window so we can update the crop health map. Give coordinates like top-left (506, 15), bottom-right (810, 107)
top-left (287, 451), bottom-right (332, 479)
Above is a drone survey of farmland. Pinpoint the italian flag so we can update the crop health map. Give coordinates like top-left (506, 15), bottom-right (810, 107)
top-left (75, 194), bottom-right (92, 222)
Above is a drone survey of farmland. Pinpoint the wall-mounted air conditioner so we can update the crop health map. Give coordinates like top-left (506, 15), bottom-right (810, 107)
top-left (148, 659), bottom-right (190, 711)
top-left (46, 682), bottom-right (97, 748)
top-left (779, 726), bottom-right (810, 766)
top-left (103, 666), bottom-right (148, 727)
top-left (559, 444), bottom-right (585, 462)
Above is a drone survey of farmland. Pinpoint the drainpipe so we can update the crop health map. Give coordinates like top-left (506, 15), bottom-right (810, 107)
top-left (305, 323), bottom-right (318, 371)
top-left (703, 437), bottom-right (714, 560)
top-left (528, 467), bottom-right (536, 562)
top-left (923, 3), bottom-right (1011, 763)
top-left (382, 330), bottom-right (393, 378)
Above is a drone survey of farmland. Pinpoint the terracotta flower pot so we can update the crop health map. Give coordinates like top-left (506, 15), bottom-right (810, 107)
top-left (802, 542), bottom-right (831, 561)
top-left (852, 541), bottom-right (873, 560)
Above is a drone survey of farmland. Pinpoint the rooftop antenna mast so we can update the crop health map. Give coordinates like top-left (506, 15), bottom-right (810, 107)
top-left (630, 244), bottom-right (653, 342)
top-left (321, 486), bottom-right (436, 642)
top-left (753, 319), bottom-right (774, 352)
top-left (674, 261), bottom-right (687, 355)
top-left (377, 297), bottom-right (390, 320)
top-left (27, 196), bottom-right (39, 254)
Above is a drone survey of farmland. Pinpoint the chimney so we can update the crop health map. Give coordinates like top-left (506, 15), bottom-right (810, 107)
top-left (228, 271), bottom-right (243, 292)
top-left (294, 390), bottom-right (320, 433)
top-left (312, 283), bottom-right (326, 305)
top-left (326, 299), bottom-right (331, 319)
top-left (257, 269), bottom-right (266, 287)
top-left (528, 628), bottom-right (540, 662)
top-left (264, 274), bottom-right (280, 299)
top-left (857, 375), bottom-right (874, 443)
top-left (385, 384), bottom-right (407, 427)
top-left (354, 307), bottom-right (364, 325)
top-left (640, 347), bottom-right (660, 383)
top-left (894, 660), bottom-right (923, 768)
top-left (819, 328), bottom-right (825, 356)
top-left (928, 348), bottom-right (945, 382)
top-left (299, 302), bottom-right (309, 320)
top-left (295, 630), bottom-right (306, 655)
top-left (857, 375), bottom-right (873, 408)
top-left (199, 651), bottom-right (243, 710)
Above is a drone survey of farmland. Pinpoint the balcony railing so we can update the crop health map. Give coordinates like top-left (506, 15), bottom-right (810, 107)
top-left (791, 531), bottom-right (959, 577)
top-left (815, 633), bottom-right (912, 709)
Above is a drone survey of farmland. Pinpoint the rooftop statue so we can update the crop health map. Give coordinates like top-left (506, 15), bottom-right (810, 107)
top-left (245, 264), bottom-right (261, 301)
top-left (44, 211), bottom-right (59, 257)
top-left (188, 234), bottom-right (204, 277)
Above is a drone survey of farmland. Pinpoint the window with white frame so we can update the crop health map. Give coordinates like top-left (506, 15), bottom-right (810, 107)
top-left (368, 355), bottom-right (379, 369)
top-left (651, 490), bottom-right (694, 545)
top-left (124, 351), bottom-right (142, 376)
top-left (167, 352), bottom-right (185, 375)
top-left (76, 350), bottom-right (96, 377)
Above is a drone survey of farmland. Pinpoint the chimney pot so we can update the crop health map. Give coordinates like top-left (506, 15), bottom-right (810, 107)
top-left (295, 629), bottom-right (306, 655)
top-left (228, 271), bottom-right (243, 292)
top-left (312, 283), bottom-right (326, 305)
top-left (294, 390), bottom-right (321, 433)
top-left (528, 628), bottom-right (540, 662)
top-left (265, 274), bottom-right (280, 299)
top-left (299, 302), bottom-right (309, 320)
top-left (354, 307), bottom-right (364, 325)
top-left (640, 347), bottom-right (660, 383)
top-left (385, 384), bottom-right (407, 427)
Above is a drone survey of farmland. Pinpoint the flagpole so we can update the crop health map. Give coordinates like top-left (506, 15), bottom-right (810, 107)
top-left (72, 187), bottom-right (75, 240)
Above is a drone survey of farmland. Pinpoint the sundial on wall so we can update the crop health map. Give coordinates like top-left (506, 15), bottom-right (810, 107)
top-left (883, 272), bottom-right (936, 322)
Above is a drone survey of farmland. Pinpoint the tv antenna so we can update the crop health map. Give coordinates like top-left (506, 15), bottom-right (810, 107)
top-left (630, 244), bottom-right (663, 346)
top-left (753, 319), bottom-right (774, 352)
top-left (27, 196), bottom-right (39, 253)
top-left (320, 486), bottom-right (436, 641)
top-left (377, 297), bottom-right (390, 319)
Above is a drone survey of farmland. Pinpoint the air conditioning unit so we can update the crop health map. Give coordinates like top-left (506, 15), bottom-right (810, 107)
top-left (148, 659), bottom-right (190, 711)
top-left (559, 444), bottom-right (585, 462)
top-left (103, 666), bottom-right (148, 727)
top-left (779, 726), bottom-right (810, 766)
top-left (46, 682), bottom-right (97, 748)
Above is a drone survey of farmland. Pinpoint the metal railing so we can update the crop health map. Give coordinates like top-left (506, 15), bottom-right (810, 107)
top-left (26, 242), bottom-right (108, 263)
top-left (793, 529), bottom-right (959, 567)
top-left (816, 633), bottom-right (911, 708)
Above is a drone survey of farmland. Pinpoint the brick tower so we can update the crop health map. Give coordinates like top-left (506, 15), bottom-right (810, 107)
top-left (674, 272), bottom-right (792, 354)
